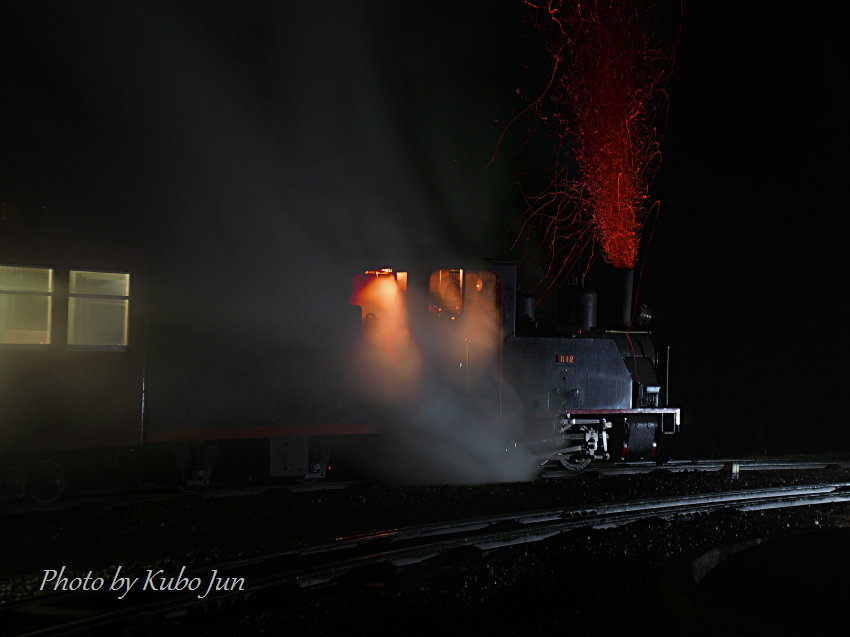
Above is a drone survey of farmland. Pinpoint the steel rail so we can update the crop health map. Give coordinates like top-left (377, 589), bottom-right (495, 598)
top-left (0, 480), bottom-right (361, 516)
top-left (540, 457), bottom-right (850, 478)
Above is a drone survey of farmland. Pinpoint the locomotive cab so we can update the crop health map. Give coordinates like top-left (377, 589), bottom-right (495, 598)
top-left (350, 264), bottom-right (505, 405)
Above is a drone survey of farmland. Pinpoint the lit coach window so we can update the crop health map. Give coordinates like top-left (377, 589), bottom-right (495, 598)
top-left (68, 271), bottom-right (130, 347)
top-left (0, 265), bottom-right (53, 344)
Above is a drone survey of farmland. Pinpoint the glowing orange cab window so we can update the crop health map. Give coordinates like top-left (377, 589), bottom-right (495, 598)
top-left (429, 269), bottom-right (463, 319)
top-left (352, 268), bottom-right (407, 321)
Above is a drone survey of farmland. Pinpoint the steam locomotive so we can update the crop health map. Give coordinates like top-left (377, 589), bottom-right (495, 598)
top-left (351, 259), bottom-right (680, 472)
top-left (0, 225), bottom-right (678, 500)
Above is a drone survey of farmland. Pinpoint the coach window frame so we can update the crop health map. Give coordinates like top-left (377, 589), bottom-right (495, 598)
top-left (0, 264), bottom-right (54, 346)
top-left (67, 269), bottom-right (131, 350)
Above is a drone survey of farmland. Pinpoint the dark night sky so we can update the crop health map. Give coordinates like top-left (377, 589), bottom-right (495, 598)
top-left (2, 1), bottom-right (849, 456)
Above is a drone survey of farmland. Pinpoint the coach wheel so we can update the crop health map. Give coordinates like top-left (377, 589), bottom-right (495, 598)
top-left (559, 454), bottom-right (592, 471)
top-left (178, 473), bottom-right (206, 493)
top-left (27, 459), bottom-right (66, 504)
top-left (174, 442), bottom-right (218, 492)
top-left (177, 461), bottom-right (210, 493)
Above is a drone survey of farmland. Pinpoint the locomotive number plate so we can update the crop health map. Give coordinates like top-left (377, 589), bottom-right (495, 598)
top-left (555, 354), bottom-right (576, 364)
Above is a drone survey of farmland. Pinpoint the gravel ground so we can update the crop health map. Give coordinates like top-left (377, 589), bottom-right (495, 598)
top-left (213, 505), bottom-right (841, 637)
top-left (4, 464), bottom-right (850, 634)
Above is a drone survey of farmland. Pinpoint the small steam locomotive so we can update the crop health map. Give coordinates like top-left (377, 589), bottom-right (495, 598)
top-left (350, 259), bottom-right (680, 470)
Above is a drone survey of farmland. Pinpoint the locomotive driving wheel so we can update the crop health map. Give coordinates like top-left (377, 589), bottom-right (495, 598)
top-left (559, 454), bottom-right (592, 471)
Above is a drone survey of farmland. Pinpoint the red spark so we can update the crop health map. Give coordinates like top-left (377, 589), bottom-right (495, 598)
top-left (504, 0), bottom-right (678, 285)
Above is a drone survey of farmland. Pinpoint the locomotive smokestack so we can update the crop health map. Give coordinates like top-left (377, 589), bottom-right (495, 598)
top-left (617, 267), bottom-right (635, 327)
top-left (578, 288), bottom-right (598, 330)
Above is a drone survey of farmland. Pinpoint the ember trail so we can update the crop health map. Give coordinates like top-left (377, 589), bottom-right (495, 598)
top-left (515, 0), bottom-right (677, 284)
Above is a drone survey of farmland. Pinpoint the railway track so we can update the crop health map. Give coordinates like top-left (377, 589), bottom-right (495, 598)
top-left (0, 479), bottom-right (361, 516)
top-left (5, 455), bottom-right (846, 514)
top-left (540, 456), bottom-right (850, 479)
top-left (4, 480), bottom-right (850, 635)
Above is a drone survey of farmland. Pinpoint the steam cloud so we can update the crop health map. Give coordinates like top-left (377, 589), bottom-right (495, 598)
top-left (10, 2), bottom-right (535, 484)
